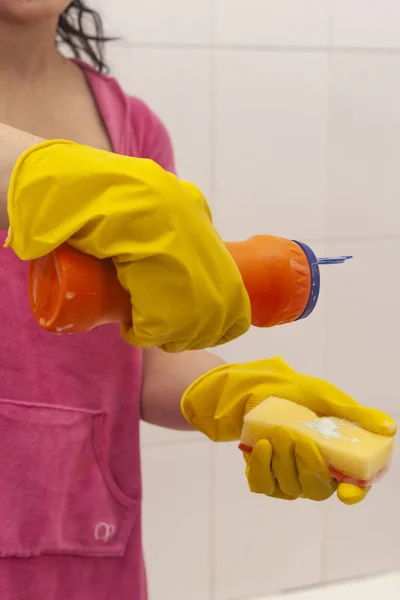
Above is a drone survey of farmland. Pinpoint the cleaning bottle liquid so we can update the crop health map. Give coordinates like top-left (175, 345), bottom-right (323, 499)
top-left (28, 236), bottom-right (351, 335)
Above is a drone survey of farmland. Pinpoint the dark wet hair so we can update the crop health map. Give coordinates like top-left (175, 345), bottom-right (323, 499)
top-left (57, 1), bottom-right (112, 73)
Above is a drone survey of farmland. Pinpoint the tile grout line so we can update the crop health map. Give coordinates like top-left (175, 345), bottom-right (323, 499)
top-left (225, 570), bottom-right (400, 600)
top-left (209, 445), bottom-right (217, 600)
top-left (208, 0), bottom-right (218, 598)
top-left (209, 0), bottom-right (218, 213)
top-left (140, 437), bottom-right (208, 448)
top-left (111, 39), bottom-right (400, 55)
top-left (288, 236), bottom-right (400, 245)
top-left (320, 0), bottom-right (335, 582)
top-left (322, 235), bottom-right (400, 243)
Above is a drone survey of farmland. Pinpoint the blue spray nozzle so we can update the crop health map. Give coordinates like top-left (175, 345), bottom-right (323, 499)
top-left (317, 256), bottom-right (353, 265)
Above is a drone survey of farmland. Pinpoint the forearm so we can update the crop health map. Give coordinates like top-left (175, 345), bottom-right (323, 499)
top-left (0, 123), bottom-right (44, 230)
top-left (141, 348), bottom-right (225, 430)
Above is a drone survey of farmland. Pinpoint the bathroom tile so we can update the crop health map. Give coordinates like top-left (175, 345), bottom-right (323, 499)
top-left (324, 240), bottom-right (400, 414)
top-left (214, 443), bottom-right (323, 599)
top-left (328, 54), bottom-right (400, 239)
top-left (333, 0), bottom-right (400, 48)
top-left (100, 0), bottom-right (211, 45)
top-left (142, 442), bottom-right (212, 600)
top-left (140, 421), bottom-right (203, 445)
top-left (214, 51), bottom-right (328, 241)
top-left (215, 0), bottom-right (330, 47)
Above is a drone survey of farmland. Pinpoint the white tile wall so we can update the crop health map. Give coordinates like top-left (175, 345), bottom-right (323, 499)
top-left (101, 0), bottom-right (400, 598)
top-left (215, 0), bottom-right (330, 47)
top-left (140, 420), bottom-right (204, 445)
top-left (141, 442), bottom-right (212, 600)
top-left (328, 53), bottom-right (400, 240)
top-left (332, 0), bottom-right (400, 48)
top-left (213, 51), bottom-right (328, 242)
top-left (100, 0), bottom-right (211, 44)
top-left (213, 443), bottom-right (323, 600)
top-left (324, 241), bottom-right (400, 414)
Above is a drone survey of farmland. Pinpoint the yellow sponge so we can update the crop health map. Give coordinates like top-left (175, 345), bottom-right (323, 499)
top-left (240, 397), bottom-right (394, 486)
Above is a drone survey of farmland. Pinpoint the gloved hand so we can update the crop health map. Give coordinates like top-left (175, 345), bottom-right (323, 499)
top-left (5, 140), bottom-right (251, 352)
top-left (181, 357), bottom-right (396, 504)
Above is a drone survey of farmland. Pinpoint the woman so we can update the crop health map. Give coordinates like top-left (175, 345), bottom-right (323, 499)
top-left (0, 2), bottom-right (395, 599)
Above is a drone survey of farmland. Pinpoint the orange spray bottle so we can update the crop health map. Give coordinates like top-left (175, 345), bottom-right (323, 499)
top-left (28, 236), bottom-right (351, 335)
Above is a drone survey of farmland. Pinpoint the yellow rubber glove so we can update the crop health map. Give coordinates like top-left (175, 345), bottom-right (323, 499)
top-left (5, 140), bottom-right (251, 352)
top-left (181, 357), bottom-right (397, 504)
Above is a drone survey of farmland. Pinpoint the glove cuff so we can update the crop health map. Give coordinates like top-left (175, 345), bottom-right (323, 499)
top-left (5, 139), bottom-right (78, 257)
top-left (180, 357), bottom-right (294, 442)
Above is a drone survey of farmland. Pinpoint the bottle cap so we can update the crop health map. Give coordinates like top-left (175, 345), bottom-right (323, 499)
top-left (293, 241), bottom-right (352, 322)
